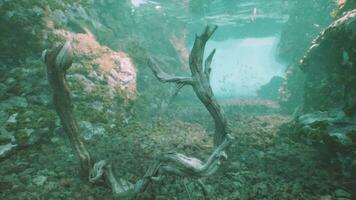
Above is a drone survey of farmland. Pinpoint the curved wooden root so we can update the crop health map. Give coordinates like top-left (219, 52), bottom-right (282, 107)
top-left (139, 135), bottom-right (231, 197)
top-left (146, 24), bottom-right (232, 196)
top-left (44, 42), bottom-right (137, 198)
top-left (43, 25), bottom-right (231, 199)
top-left (157, 134), bottom-right (231, 177)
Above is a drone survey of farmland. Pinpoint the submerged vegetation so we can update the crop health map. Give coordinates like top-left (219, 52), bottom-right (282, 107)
top-left (0, 0), bottom-right (355, 199)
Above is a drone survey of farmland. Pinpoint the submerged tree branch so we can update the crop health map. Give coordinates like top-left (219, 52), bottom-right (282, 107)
top-left (149, 25), bottom-right (228, 147)
top-left (44, 25), bottom-right (231, 199)
top-left (44, 41), bottom-right (91, 176)
top-left (148, 57), bottom-right (195, 85)
top-left (189, 25), bottom-right (218, 73)
top-left (44, 42), bottom-right (136, 198)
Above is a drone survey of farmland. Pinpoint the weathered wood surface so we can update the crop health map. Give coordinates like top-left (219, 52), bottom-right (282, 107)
top-left (43, 25), bottom-right (232, 199)
top-left (148, 25), bottom-right (228, 147)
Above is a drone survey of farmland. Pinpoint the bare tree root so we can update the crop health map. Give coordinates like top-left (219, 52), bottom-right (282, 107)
top-left (43, 25), bottom-right (232, 199)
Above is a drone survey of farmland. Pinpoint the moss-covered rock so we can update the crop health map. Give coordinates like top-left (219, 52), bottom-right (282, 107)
top-left (277, 0), bottom-right (336, 112)
top-left (285, 9), bottom-right (356, 184)
top-left (300, 9), bottom-right (356, 114)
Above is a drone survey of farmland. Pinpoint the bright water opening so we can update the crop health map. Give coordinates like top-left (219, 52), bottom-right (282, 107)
top-left (205, 36), bottom-right (286, 98)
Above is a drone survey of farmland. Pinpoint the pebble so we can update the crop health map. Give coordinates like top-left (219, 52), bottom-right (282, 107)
top-left (7, 113), bottom-right (18, 123)
top-left (51, 137), bottom-right (61, 143)
top-left (0, 143), bottom-right (17, 159)
top-left (335, 189), bottom-right (351, 199)
top-left (33, 175), bottom-right (47, 186)
top-left (5, 78), bottom-right (16, 91)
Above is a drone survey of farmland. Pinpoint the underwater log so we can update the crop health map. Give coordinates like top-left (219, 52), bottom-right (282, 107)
top-left (43, 25), bottom-right (232, 199)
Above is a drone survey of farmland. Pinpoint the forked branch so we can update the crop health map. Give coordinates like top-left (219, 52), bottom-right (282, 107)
top-left (189, 25), bottom-right (218, 73)
top-left (149, 25), bottom-right (228, 147)
top-left (44, 25), bottom-right (232, 199)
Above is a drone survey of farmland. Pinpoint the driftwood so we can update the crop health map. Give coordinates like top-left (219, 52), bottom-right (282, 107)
top-left (43, 25), bottom-right (231, 199)
top-left (43, 41), bottom-right (135, 198)
top-left (148, 25), bottom-right (228, 147)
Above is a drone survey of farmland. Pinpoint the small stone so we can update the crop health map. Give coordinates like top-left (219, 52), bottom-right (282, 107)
top-left (18, 174), bottom-right (31, 184)
top-left (0, 143), bottom-right (17, 160)
top-left (44, 181), bottom-right (57, 191)
top-left (11, 184), bottom-right (27, 193)
top-left (33, 175), bottom-right (47, 186)
top-left (230, 191), bottom-right (241, 199)
top-left (320, 195), bottom-right (332, 200)
top-left (5, 78), bottom-right (16, 91)
top-left (92, 101), bottom-right (104, 111)
top-left (14, 129), bottom-right (30, 145)
top-left (79, 121), bottom-right (105, 140)
top-left (10, 96), bottom-right (28, 108)
top-left (87, 196), bottom-right (95, 200)
top-left (50, 137), bottom-right (60, 143)
top-left (335, 189), bottom-right (351, 199)
top-left (25, 128), bottom-right (41, 145)
top-left (261, 122), bottom-right (269, 127)
top-left (0, 126), bottom-right (15, 143)
top-left (7, 113), bottom-right (18, 123)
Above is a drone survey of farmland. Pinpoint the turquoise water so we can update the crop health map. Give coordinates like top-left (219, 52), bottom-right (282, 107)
top-left (206, 36), bottom-right (286, 98)
top-left (1, 1), bottom-right (354, 199)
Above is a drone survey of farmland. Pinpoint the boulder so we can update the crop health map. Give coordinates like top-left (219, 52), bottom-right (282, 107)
top-left (288, 10), bottom-right (356, 182)
top-left (296, 111), bottom-right (355, 149)
top-left (295, 110), bottom-right (356, 181)
top-left (300, 10), bottom-right (356, 115)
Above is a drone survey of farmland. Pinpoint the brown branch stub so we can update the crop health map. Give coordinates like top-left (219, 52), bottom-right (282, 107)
top-left (201, 25), bottom-right (218, 42)
top-left (147, 56), bottom-right (196, 102)
top-left (204, 49), bottom-right (216, 80)
top-left (147, 57), bottom-right (195, 85)
top-left (189, 25), bottom-right (218, 73)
